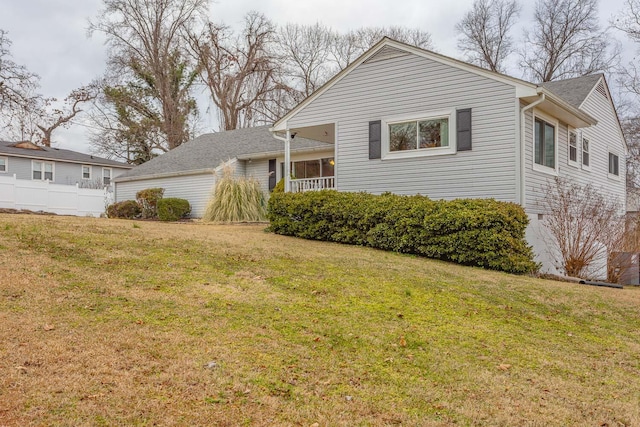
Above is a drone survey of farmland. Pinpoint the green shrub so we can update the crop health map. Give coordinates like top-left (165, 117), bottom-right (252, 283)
top-left (267, 191), bottom-right (538, 275)
top-left (106, 200), bottom-right (141, 219)
top-left (157, 198), bottom-right (191, 221)
top-left (203, 165), bottom-right (267, 222)
top-left (272, 178), bottom-right (285, 193)
top-left (136, 188), bottom-right (164, 219)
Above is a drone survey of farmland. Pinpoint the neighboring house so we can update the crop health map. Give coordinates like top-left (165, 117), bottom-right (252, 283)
top-left (0, 140), bottom-right (132, 186)
top-left (270, 38), bottom-right (627, 276)
top-left (113, 126), bottom-right (334, 217)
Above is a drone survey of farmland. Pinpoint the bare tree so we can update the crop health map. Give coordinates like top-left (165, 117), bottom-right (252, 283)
top-left (89, 0), bottom-right (206, 152)
top-left (456, 0), bottom-right (520, 73)
top-left (277, 23), bottom-right (334, 102)
top-left (34, 84), bottom-right (100, 147)
top-left (0, 29), bottom-right (40, 138)
top-left (190, 12), bottom-right (286, 130)
top-left (521, 0), bottom-right (614, 82)
top-left (540, 177), bottom-right (624, 278)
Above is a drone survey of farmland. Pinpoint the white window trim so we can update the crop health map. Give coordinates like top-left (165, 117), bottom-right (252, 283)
top-left (532, 110), bottom-right (559, 176)
top-left (32, 160), bottom-right (55, 181)
top-left (102, 167), bottom-right (112, 185)
top-left (82, 165), bottom-right (92, 180)
top-left (581, 134), bottom-right (591, 171)
top-left (0, 156), bottom-right (7, 173)
top-left (567, 128), bottom-right (579, 168)
top-left (608, 152), bottom-right (621, 181)
top-left (381, 109), bottom-right (457, 160)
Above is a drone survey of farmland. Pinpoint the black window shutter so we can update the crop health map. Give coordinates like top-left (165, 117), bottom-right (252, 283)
top-left (268, 159), bottom-right (276, 191)
top-left (457, 108), bottom-right (472, 151)
top-left (369, 120), bottom-right (381, 159)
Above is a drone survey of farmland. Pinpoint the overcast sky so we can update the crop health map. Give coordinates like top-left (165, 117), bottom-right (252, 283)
top-left (0, 0), bottom-right (634, 154)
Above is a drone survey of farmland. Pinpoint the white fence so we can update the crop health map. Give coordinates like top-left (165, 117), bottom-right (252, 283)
top-left (0, 174), bottom-right (112, 217)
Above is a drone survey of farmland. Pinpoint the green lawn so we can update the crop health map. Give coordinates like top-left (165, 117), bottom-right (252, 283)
top-left (0, 214), bottom-right (639, 426)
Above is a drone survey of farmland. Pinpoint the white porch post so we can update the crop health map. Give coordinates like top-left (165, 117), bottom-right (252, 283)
top-left (284, 129), bottom-right (291, 193)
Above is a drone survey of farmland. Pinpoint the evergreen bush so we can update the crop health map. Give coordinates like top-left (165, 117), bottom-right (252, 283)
top-left (157, 198), bottom-right (191, 221)
top-left (267, 191), bottom-right (538, 274)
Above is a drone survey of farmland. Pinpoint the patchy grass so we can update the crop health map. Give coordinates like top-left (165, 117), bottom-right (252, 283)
top-left (0, 214), bottom-right (639, 426)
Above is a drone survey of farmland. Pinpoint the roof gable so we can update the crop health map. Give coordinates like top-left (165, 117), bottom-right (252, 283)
top-left (272, 37), bottom-right (538, 132)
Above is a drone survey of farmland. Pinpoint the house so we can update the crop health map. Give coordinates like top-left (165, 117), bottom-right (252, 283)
top-left (0, 140), bottom-right (132, 186)
top-left (113, 126), bottom-right (334, 217)
top-left (270, 38), bottom-right (627, 276)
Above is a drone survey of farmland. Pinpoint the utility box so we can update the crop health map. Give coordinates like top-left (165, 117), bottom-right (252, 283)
top-left (611, 252), bottom-right (640, 285)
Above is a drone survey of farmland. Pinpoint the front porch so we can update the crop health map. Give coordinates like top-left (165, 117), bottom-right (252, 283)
top-left (271, 122), bottom-right (337, 193)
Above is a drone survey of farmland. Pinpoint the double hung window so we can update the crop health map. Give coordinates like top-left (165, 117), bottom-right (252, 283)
top-left (534, 118), bottom-right (555, 169)
top-left (33, 161), bottom-right (54, 181)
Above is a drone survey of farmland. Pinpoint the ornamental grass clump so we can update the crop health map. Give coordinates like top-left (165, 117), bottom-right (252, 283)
top-left (203, 165), bottom-right (267, 222)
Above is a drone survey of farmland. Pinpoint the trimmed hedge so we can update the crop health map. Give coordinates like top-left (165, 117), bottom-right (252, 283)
top-left (267, 191), bottom-right (538, 274)
top-left (106, 200), bottom-right (141, 219)
top-left (157, 198), bottom-right (191, 221)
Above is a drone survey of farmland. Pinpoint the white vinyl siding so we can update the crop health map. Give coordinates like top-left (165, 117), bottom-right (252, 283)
top-left (525, 83), bottom-right (626, 214)
top-left (287, 52), bottom-right (518, 201)
top-left (245, 159), bottom-right (270, 195)
top-left (115, 173), bottom-right (216, 218)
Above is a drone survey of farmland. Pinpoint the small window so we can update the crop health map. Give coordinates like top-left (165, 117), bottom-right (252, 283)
top-left (389, 117), bottom-right (449, 152)
top-left (290, 158), bottom-right (334, 179)
top-left (32, 161), bottom-right (54, 181)
top-left (82, 165), bottom-right (92, 179)
top-left (582, 137), bottom-right (590, 167)
top-left (568, 130), bottom-right (578, 164)
top-left (609, 153), bottom-right (619, 176)
top-left (0, 157), bottom-right (7, 172)
top-left (534, 118), bottom-right (555, 169)
top-left (102, 168), bottom-right (112, 185)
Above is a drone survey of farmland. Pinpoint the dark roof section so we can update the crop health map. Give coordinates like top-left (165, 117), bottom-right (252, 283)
top-left (0, 140), bottom-right (132, 168)
top-left (540, 74), bottom-right (603, 109)
top-left (115, 125), bottom-right (333, 180)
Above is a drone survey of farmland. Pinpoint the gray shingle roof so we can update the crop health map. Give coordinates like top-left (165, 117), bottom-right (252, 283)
top-left (0, 140), bottom-right (132, 168)
top-left (540, 74), bottom-right (603, 109)
top-left (115, 125), bottom-right (333, 181)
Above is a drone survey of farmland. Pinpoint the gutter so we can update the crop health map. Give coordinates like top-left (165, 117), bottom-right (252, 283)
top-left (113, 167), bottom-right (218, 183)
top-left (236, 144), bottom-right (334, 161)
top-left (519, 93), bottom-right (546, 206)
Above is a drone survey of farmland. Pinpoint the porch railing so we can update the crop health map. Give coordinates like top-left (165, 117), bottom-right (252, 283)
top-left (290, 176), bottom-right (335, 193)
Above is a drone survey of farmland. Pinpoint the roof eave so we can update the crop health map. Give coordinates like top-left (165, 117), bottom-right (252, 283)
top-left (531, 88), bottom-right (598, 128)
top-left (114, 167), bottom-right (217, 183)
top-left (236, 145), bottom-right (334, 161)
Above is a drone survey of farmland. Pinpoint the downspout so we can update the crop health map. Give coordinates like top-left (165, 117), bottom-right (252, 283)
top-left (519, 92), bottom-right (545, 207)
top-left (271, 128), bottom-right (291, 193)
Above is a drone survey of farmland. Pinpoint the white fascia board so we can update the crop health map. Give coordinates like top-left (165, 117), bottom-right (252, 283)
top-left (237, 146), bottom-right (334, 161)
top-left (580, 76), bottom-right (628, 155)
top-left (113, 167), bottom-right (218, 183)
top-left (539, 88), bottom-right (598, 127)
